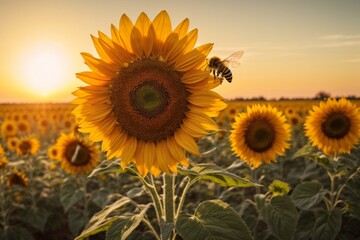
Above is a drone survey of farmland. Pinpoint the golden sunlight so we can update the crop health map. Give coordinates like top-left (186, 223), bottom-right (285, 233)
top-left (20, 44), bottom-right (68, 97)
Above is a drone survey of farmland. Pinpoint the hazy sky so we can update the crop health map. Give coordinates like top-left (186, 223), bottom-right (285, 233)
top-left (1, 0), bottom-right (359, 102)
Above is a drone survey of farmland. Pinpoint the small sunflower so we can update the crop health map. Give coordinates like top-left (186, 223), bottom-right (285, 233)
top-left (48, 144), bottom-right (60, 161)
top-left (6, 170), bottom-right (29, 188)
top-left (230, 105), bottom-right (291, 168)
top-left (268, 179), bottom-right (290, 196)
top-left (305, 98), bottom-right (360, 155)
top-left (17, 120), bottom-right (32, 135)
top-left (1, 120), bottom-right (17, 138)
top-left (7, 137), bottom-right (19, 152)
top-left (72, 11), bottom-right (226, 176)
top-left (16, 136), bottom-right (40, 156)
top-left (56, 133), bottom-right (100, 174)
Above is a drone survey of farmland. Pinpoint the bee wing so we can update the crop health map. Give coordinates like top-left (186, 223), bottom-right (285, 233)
top-left (222, 51), bottom-right (244, 68)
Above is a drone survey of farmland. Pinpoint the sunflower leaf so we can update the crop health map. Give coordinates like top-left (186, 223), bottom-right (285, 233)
top-left (88, 159), bottom-right (137, 178)
top-left (60, 179), bottom-right (85, 212)
top-left (178, 163), bottom-right (259, 187)
top-left (291, 181), bottom-right (326, 210)
top-left (106, 204), bottom-right (151, 240)
top-left (312, 208), bottom-right (342, 240)
top-left (75, 197), bottom-right (132, 240)
top-left (291, 144), bottom-right (315, 160)
top-left (262, 195), bottom-right (298, 240)
top-left (295, 211), bottom-right (316, 240)
top-left (176, 199), bottom-right (254, 240)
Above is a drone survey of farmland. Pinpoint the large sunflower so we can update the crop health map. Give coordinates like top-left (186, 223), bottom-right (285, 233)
top-left (230, 105), bottom-right (291, 168)
top-left (305, 98), bottom-right (360, 155)
top-left (72, 11), bottom-right (226, 176)
top-left (56, 133), bottom-right (100, 174)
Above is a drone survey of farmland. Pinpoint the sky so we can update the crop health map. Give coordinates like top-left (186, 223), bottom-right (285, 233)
top-left (1, 0), bottom-right (359, 103)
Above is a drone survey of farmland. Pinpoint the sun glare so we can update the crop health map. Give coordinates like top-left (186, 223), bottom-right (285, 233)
top-left (21, 44), bottom-right (69, 97)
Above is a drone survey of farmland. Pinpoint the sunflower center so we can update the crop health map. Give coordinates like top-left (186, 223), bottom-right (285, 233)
top-left (321, 112), bottom-right (350, 139)
top-left (6, 125), bottom-right (13, 131)
top-left (130, 80), bottom-right (170, 118)
top-left (18, 124), bottom-right (27, 132)
top-left (19, 141), bottom-right (31, 154)
top-left (110, 58), bottom-right (188, 143)
top-left (245, 118), bottom-right (275, 152)
top-left (9, 174), bottom-right (26, 187)
top-left (64, 142), bottom-right (91, 166)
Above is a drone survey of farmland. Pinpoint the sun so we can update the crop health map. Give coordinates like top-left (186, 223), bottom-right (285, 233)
top-left (21, 44), bottom-right (68, 96)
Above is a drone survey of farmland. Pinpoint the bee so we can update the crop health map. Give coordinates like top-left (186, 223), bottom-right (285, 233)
top-left (208, 51), bottom-right (244, 83)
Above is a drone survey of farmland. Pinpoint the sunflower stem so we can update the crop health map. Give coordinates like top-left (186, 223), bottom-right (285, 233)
top-left (144, 175), bottom-right (163, 225)
top-left (175, 177), bottom-right (193, 220)
top-left (163, 173), bottom-right (175, 239)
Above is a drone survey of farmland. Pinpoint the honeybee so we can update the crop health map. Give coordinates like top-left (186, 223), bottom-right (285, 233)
top-left (208, 51), bottom-right (244, 83)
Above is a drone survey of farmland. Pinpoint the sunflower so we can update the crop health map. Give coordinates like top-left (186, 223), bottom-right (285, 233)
top-left (48, 144), bottom-right (60, 161)
top-left (1, 120), bottom-right (17, 138)
top-left (230, 105), bottom-right (291, 168)
top-left (7, 137), bottom-right (19, 152)
top-left (305, 98), bottom-right (360, 155)
top-left (17, 120), bottom-right (32, 135)
top-left (16, 136), bottom-right (40, 156)
top-left (72, 11), bottom-right (226, 176)
top-left (6, 170), bottom-right (29, 188)
top-left (268, 179), bottom-right (290, 196)
top-left (56, 133), bottom-right (100, 174)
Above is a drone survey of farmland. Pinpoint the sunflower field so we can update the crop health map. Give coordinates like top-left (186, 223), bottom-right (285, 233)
top-left (1, 10), bottom-right (360, 240)
top-left (1, 98), bottom-right (360, 240)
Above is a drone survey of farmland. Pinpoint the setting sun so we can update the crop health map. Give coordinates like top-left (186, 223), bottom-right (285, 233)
top-left (21, 44), bottom-right (69, 96)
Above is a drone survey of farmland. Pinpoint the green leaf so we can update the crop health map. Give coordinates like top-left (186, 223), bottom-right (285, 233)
top-left (126, 187), bottom-right (146, 199)
top-left (291, 181), bottom-right (326, 210)
top-left (68, 208), bottom-right (88, 236)
top-left (178, 163), bottom-right (259, 187)
top-left (75, 197), bottom-right (132, 240)
top-left (346, 173), bottom-right (360, 198)
top-left (263, 195), bottom-right (298, 240)
top-left (312, 208), bottom-right (342, 240)
top-left (91, 188), bottom-right (112, 208)
top-left (106, 204), bottom-right (150, 240)
top-left (22, 207), bottom-right (49, 232)
top-left (291, 144), bottom-right (315, 159)
top-left (60, 179), bottom-right (85, 212)
top-left (0, 226), bottom-right (34, 240)
top-left (295, 211), bottom-right (316, 240)
top-left (160, 221), bottom-right (174, 240)
top-left (88, 159), bottom-right (137, 178)
top-left (176, 199), bottom-right (254, 240)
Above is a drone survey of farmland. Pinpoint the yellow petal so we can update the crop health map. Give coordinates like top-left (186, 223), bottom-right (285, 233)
top-left (135, 12), bottom-right (151, 37)
top-left (81, 53), bottom-right (117, 77)
top-left (120, 136), bottom-right (137, 168)
top-left (130, 27), bottom-right (144, 58)
top-left (118, 13), bottom-right (134, 52)
top-left (174, 130), bottom-right (200, 156)
top-left (152, 10), bottom-right (172, 43)
top-left (76, 72), bottom-right (111, 86)
top-left (173, 18), bottom-right (189, 39)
